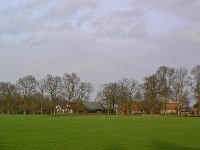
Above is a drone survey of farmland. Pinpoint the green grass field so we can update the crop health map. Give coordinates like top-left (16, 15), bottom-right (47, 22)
top-left (0, 115), bottom-right (199, 150)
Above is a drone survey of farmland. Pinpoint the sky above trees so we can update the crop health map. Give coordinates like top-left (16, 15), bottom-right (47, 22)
top-left (0, 0), bottom-right (200, 96)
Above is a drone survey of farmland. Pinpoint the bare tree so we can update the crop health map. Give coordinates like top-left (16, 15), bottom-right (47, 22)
top-left (72, 82), bottom-right (94, 114)
top-left (143, 74), bottom-right (161, 114)
top-left (156, 66), bottom-right (175, 115)
top-left (96, 82), bottom-right (120, 115)
top-left (16, 75), bottom-right (37, 114)
top-left (76, 82), bottom-right (93, 101)
top-left (118, 78), bottom-right (139, 114)
top-left (118, 79), bottom-right (129, 106)
top-left (0, 82), bottom-right (16, 114)
top-left (37, 79), bottom-right (46, 115)
top-left (190, 65), bottom-right (200, 115)
top-left (172, 67), bottom-right (189, 115)
top-left (62, 73), bottom-right (80, 102)
top-left (44, 74), bottom-right (62, 115)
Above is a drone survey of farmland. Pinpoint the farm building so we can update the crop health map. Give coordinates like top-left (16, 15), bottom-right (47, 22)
top-left (193, 102), bottom-right (200, 115)
top-left (117, 101), bottom-right (146, 115)
top-left (161, 101), bottom-right (194, 115)
top-left (55, 101), bottom-right (106, 114)
top-left (82, 101), bottom-right (106, 114)
top-left (160, 101), bottom-right (179, 114)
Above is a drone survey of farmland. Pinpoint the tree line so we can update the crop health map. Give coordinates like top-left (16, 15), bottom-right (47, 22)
top-left (0, 65), bottom-right (200, 115)
top-left (0, 73), bottom-right (93, 114)
top-left (96, 65), bottom-right (200, 115)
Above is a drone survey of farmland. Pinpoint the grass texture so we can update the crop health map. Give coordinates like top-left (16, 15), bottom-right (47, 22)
top-left (0, 115), bottom-right (200, 150)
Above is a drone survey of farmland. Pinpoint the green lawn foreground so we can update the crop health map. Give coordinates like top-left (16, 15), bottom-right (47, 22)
top-left (0, 115), bottom-right (199, 150)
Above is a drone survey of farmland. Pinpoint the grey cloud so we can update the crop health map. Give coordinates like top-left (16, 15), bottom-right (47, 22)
top-left (24, 0), bottom-right (49, 8)
top-left (157, 25), bottom-right (200, 68)
top-left (0, 0), bottom-right (99, 36)
top-left (91, 8), bottom-right (148, 39)
top-left (169, 26), bottom-right (200, 46)
top-left (23, 34), bottom-right (47, 46)
top-left (134, 0), bottom-right (200, 22)
top-left (0, 0), bottom-right (200, 97)
top-left (32, 0), bottom-right (99, 22)
top-left (0, 8), bottom-right (44, 35)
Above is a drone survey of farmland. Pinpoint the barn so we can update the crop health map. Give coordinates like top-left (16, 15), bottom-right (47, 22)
top-left (55, 101), bottom-right (106, 114)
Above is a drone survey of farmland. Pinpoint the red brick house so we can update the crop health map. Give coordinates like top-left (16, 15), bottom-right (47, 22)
top-left (117, 101), bottom-right (146, 115)
top-left (160, 101), bottom-right (179, 114)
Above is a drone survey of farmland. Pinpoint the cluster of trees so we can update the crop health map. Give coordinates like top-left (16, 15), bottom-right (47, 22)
top-left (0, 73), bottom-right (93, 114)
top-left (96, 78), bottom-right (141, 114)
top-left (96, 65), bottom-right (200, 115)
top-left (1, 65), bottom-right (200, 115)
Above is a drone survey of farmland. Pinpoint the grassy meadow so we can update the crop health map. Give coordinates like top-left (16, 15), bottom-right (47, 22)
top-left (0, 115), bottom-right (200, 150)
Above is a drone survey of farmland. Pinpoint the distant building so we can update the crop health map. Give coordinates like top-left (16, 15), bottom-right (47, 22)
top-left (117, 101), bottom-right (146, 115)
top-left (82, 101), bottom-right (106, 114)
top-left (161, 101), bottom-right (179, 114)
top-left (193, 102), bottom-right (200, 115)
top-left (55, 101), bottom-right (106, 114)
top-left (161, 101), bottom-right (194, 115)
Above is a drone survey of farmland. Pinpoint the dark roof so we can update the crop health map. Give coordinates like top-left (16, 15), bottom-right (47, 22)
top-left (56, 101), bottom-right (85, 110)
top-left (82, 101), bottom-right (105, 110)
top-left (57, 101), bottom-right (68, 109)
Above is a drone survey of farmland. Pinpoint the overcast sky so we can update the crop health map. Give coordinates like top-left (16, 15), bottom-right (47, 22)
top-left (0, 0), bottom-right (200, 98)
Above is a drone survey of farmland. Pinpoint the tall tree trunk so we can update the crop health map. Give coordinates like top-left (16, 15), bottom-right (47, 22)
top-left (112, 102), bottom-right (115, 115)
top-left (41, 94), bottom-right (43, 115)
top-left (24, 103), bottom-right (27, 115)
top-left (198, 97), bottom-right (200, 115)
top-left (107, 100), bottom-right (109, 115)
top-left (7, 99), bottom-right (10, 115)
top-left (164, 98), bottom-right (167, 115)
top-left (177, 101), bottom-right (180, 116)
